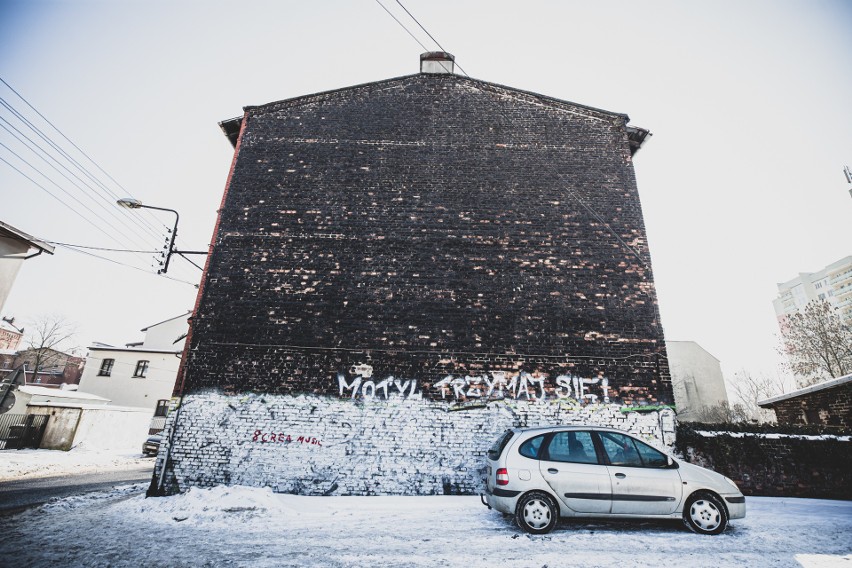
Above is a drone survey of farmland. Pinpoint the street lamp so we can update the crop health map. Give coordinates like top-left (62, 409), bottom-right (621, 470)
top-left (116, 198), bottom-right (208, 274)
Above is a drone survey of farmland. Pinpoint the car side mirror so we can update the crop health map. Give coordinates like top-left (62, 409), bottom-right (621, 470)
top-left (667, 456), bottom-right (678, 469)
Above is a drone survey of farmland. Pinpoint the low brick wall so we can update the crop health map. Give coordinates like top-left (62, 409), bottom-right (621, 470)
top-left (154, 391), bottom-right (675, 496)
top-left (675, 424), bottom-right (851, 500)
top-left (770, 380), bottom-right (852, 428)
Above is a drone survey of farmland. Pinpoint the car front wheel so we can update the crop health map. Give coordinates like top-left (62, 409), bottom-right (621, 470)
top-left (515, 491), bottom-right (558, 534)
top-left (683, 492), bottom-right (728, 535)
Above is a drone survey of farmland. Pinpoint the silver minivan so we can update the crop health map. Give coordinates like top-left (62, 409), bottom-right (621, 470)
top-left (482, 426), bottom-right (745, 535)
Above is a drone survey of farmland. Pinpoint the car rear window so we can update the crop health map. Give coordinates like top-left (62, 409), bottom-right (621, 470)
top-left (487, 429), bottom-right (515, 460)
top-left (518, 434), bottom-right (546, 459)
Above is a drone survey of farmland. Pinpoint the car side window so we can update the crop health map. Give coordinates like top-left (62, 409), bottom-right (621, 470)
top-left (518, 434), bottom-right (546, 459)
top-left (543, 431), bottom-right (598, 464)
top-left (633, 438), bottom-right (669, 468)
top-left (599, 432), bottom-right (644, 467)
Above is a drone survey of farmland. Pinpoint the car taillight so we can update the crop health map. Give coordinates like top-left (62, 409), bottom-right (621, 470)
top-left (496, 468), bottom-right (509, 486)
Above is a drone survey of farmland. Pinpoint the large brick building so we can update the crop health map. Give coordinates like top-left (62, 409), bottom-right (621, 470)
top-left (153, 53), bottom-right (673, 496)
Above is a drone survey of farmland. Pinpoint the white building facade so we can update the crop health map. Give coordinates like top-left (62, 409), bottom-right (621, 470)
top-left (665, 340), bottom-right (729, 422)
top-left (773, 255), bottom-right (852, 326)
top-left (0, 220), bottom-right (54, 313)
top-left (78, 313), bottom-right (189, 412)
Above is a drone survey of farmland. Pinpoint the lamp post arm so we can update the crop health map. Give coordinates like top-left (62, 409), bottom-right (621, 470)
top-left (117, 198), bottom-right (208, 274)
top-left (145, 207), bottom-right (180, 275)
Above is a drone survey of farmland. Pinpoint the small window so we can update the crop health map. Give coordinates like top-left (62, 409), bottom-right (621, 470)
top-left (154, 399), bottom-right (170, 417)
top-left (98, 359), bottom-right (114, 377)
top-left (518, 434), bottom-right (547, 459)
top-left (544, 431), bottom-right (597, 464)
top-left (133, 360), bottom-right (149, 378)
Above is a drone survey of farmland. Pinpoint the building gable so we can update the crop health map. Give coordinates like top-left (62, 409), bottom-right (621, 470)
top-left (154, 59), bottom-right (672, 497)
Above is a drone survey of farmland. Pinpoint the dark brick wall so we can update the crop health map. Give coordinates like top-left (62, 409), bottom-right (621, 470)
top-left (676, 426), bottom-right (851, 499)
top-left (184, 73), bottom-right (670, 405)
top-left (771, 382), bottom-right (852, 428)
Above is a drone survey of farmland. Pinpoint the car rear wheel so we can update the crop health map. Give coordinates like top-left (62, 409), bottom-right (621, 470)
top-left (515, 491), bottom-right (558, 534)
top-left (683, 491), bottom-right (728, 535)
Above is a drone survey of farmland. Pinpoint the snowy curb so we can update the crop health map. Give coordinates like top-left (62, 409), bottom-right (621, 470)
top-left (695, 431), bottom-right (851, 441)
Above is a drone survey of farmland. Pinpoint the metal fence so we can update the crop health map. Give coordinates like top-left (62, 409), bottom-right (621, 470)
top-left (0, 413), bottom-right (49, 450)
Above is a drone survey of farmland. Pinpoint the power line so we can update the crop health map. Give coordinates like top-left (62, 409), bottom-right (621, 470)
top-left (373, 3), bottom-right (646, 267)
top-left (373, 0), bottom-right (431, 53)
top-left (0, 114), bottom-right (162, 244)
top-left (0, 76), bottom-right (166, 238)
top-left (0, 139), bottom-right (153, 263)
top-left (0, 153), bottom-right (127, 248)
top-left (201, 339), bottom-right (657, 360)
top-left (0, 95), bottom-right (165, 242)
top-left (394, 0), bottom-right (469, 77)
top-left (0, 78), bottom-right (194, 273)
top-left (555, 173), bottom-right (651, 271)
top-left (0, 118), bottom-right (160, 248)
top-left (55, 243), bottom-right (199, 287)
top-left (45, 240), bottom-right (159, 254)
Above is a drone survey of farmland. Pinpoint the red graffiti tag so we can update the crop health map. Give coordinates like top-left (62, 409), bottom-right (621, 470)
top-left (251, 430), bottom-right (322, 446)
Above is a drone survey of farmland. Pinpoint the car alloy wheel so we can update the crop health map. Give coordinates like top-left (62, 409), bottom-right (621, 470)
top-left (516, 491), bottom-right (558, 534)
top-left (684, 492), bottom-right (728, 535)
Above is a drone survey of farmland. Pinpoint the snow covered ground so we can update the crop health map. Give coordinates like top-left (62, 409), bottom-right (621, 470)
top-left (0, 447), bottom-right (152, 481)
top-left (0, 449), bottom-right (850, 567)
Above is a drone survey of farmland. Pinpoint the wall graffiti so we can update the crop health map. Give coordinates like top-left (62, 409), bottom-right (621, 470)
top-left (252, 430), bottom-right (323, 446)
top-left (336, 364), bottom-right (611, 403)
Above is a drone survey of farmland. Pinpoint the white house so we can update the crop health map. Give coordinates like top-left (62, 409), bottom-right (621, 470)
top-left (78, 313), bottom-right (189, 414)
top-left (0, 220), bottom-right (54, 313)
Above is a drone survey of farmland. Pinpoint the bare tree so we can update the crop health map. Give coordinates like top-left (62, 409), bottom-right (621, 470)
top-left (780, 301), bottom-right (852, 387)
top-left (728, 370), bottom-right (790, 423)
top-left (20, 314), bottom-right (79, 375)
top-left (676, 400), bottom-right (752, 424)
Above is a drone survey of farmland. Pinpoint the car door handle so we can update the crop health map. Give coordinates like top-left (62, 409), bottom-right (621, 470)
top-left (547, 468), bottom-right (559, 474)
top-left (614, 473), bottom-right (626, 479)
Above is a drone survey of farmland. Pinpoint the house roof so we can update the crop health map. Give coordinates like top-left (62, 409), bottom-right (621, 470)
top-left (27, 402), bottom-right (150, 412)
top-left (0, 220), bottom-right (55, 255)
top-left (0, 319), bottom-right (23, 335)
top-left (19, 385), bottom-right (111, 402)
top-left (87, 346), bottom-right (182, 355)
top-left (758, 374), bottom-right (852, 407)
top-left (140, 311), bottom-right (191, 332)
top-left (219, 72), bottom-right (651, 155)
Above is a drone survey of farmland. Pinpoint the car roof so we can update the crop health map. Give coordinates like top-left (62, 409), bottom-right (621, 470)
top-left (509, 425), bottom-right (624, 434)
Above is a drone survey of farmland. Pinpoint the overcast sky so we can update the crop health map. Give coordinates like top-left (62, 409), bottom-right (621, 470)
top-left (1, 0), bottom-right (850, 391)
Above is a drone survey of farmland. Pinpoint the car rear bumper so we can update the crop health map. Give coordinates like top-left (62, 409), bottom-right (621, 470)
top-left (482, 486), bottom-right (521, 514)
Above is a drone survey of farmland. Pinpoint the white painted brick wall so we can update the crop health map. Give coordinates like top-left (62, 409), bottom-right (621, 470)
top-left (154, 391), bottom-right (676, 495)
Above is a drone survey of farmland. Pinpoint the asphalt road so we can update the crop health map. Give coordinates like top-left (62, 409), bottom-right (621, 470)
top-left (0, 465), bottom-right (154, 515)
